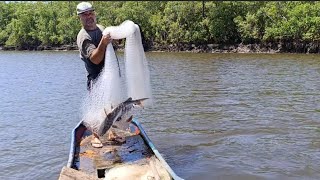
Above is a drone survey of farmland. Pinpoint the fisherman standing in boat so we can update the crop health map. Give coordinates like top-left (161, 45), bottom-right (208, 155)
top-left (76, 2), bottom-right (112, 148)
top-left (76, 2), bottom-right (112, 91)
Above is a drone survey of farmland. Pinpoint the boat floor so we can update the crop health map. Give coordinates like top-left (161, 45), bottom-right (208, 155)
top-left (72, 127), bottom-right (171, 179)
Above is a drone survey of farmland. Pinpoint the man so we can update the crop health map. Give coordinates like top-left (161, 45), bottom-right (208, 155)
top-left (76, 2), bottom-right (112, 148)
top-left (76, 2), bottom-right (112, 91)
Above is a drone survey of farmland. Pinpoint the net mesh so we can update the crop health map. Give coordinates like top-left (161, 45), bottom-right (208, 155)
top-left (81, 20), bottom-right (153, 132)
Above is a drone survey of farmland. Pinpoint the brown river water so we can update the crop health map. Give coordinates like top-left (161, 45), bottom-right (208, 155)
top-left (0, 51), bottom-right (319, 180)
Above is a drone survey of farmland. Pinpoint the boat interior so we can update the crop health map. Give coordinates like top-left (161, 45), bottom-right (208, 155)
top-left (70, 122), bottom-right (171, 180)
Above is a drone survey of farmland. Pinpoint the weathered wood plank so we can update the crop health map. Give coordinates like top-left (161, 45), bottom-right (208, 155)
top-left (58, 166), bottom-right (98, 180)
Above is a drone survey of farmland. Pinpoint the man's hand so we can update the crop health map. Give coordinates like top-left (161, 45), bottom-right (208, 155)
top-left (101, 33), bottom-right (112, 46)
top-left (90, 33), bottom-right (112, 64)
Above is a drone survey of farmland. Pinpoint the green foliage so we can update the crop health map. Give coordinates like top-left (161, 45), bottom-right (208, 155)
top-left (93, 1), bottom-right (124, 27)
top-left (161, 1), bottom-right (209, 44)
top-left (34, 2), bottom-right (58, 46)
top-left (234, 2), bottom-right (267, 43)
top-left (4, 2), bottom-right (39, 48)
top-left (206, 2), bottom-right (241, 44)
top-left (1, 1), bottom-right (320, 49)
top-left (55, 2), bottom-right (81, 45)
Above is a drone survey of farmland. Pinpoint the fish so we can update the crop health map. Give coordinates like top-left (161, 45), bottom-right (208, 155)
top-left (96, 97), bottom-right (148, 137)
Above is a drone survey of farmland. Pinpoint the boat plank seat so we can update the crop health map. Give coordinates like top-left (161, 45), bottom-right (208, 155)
top-left (58, 166), bottom-right (98, 180)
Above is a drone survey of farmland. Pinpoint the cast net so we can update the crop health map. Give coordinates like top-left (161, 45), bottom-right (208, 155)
top-left (81, 20), bottom-right (153, 132)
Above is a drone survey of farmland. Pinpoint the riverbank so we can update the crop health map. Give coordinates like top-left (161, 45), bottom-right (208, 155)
top-left (1, 41), bottom-right (320, 54)
top-left (148, 41), bottom-right (320, 54)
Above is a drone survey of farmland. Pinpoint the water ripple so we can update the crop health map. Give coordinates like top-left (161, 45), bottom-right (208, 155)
top-left (1, 52), bottom-right (320, 179)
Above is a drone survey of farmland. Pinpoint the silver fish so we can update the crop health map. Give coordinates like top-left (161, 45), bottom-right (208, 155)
top-left (96, 97), bottom-right (148, 136)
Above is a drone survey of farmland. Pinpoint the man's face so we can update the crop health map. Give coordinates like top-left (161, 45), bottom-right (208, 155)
top-left (79, 10), bottom-right (97, 30)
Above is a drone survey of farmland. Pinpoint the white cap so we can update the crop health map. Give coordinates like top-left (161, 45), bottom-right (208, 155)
top-left (76, 2), bottom-right (94, 15)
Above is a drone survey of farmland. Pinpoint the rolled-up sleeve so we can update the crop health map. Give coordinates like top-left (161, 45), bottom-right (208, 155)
top-left (81, 39), bottom-right (97, 59)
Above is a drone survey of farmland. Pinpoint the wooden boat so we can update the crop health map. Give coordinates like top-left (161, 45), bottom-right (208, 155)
top-left (59, 118), bottom-right (183, 180)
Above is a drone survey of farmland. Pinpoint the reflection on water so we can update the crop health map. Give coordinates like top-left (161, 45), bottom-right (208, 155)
top-left (0, 51), bottom-right (319, 179)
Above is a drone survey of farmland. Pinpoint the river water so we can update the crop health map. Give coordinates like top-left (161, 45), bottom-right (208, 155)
top-left (0, 51), bottom-right (319, 180)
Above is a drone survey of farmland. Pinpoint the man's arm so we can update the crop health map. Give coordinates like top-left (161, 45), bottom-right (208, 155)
top-left (89, 34), bottom-right (112, 64)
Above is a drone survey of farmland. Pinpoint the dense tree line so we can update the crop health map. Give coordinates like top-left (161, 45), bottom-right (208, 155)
top-left (1, 1), bottom-right (320, 52)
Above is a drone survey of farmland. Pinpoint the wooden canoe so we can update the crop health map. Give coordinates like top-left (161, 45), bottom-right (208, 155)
top-left (58, 118), bottom-right (183, 180)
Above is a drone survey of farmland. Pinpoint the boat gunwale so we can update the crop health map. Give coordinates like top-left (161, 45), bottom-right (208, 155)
top-left (67, 120), bottom-right (84, 168)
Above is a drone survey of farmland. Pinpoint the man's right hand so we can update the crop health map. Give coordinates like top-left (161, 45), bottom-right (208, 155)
top-left (101, 33), bottom-right (112, 46)
top-left (90, 33), bottom-right (112, 65)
